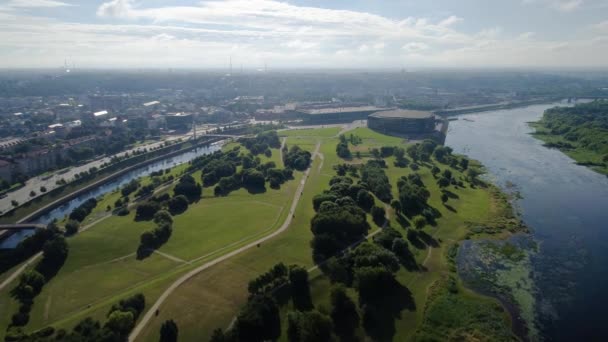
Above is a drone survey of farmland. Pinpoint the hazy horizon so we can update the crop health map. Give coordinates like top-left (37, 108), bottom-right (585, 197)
top-left (1, 0), bottom-right (608, 69)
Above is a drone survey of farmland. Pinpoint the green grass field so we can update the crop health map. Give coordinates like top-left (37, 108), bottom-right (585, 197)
top-left (0, 128), bottom-right (521, 341)
top-left (135, 128), bottom-right (520, 341)
top-left (0, 144), bottom-right (302, 339)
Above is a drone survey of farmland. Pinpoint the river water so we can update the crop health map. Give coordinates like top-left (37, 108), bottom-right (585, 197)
top-left (446, 101), bottom-right (608, 341)
top-left (0, 143), bottom-right (221, 249)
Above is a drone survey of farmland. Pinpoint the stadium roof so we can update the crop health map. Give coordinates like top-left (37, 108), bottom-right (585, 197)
top-left (299, 106), bottom-right (387, 115)
top-left (369, 109), bottom-right (433, 119)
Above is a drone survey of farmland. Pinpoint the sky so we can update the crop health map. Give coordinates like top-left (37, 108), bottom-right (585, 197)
top-left (0, 0), bottom-right (608, 69)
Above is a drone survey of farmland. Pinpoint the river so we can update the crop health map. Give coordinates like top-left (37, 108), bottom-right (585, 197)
top-left (0, 143), bottom-right (221, 248)
top-left (446, 101), bottom-right (608, 341)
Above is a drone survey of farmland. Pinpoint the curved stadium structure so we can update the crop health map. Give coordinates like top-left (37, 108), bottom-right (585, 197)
top-left (367, 109), bottom-right (436, 136)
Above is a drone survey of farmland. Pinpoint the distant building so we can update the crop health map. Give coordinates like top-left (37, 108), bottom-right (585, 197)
top-left (297, 106), bottom-right (390, 124)
top-left (165, 113), bottom-right (192, 131)
top-left (93, 110), bottom-right (109, 118)
top-left (367, 109), bottom-right (440, 139)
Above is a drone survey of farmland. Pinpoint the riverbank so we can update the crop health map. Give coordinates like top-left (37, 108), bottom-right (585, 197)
top-left (528, 114), bottom-right (608, 176)
top-left (0, 136), bottom-right (223, 226)
top-left (445, 103), bottom-right (608, 340)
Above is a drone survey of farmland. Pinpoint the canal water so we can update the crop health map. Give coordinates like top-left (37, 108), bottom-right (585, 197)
top-left (446, 102), bottom-right (608, 341)
top-left (0, 143), bottom-right (221, 249)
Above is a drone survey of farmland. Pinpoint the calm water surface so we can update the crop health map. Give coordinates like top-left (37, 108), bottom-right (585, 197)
top-left (446, 102), bottom-right (608, 340)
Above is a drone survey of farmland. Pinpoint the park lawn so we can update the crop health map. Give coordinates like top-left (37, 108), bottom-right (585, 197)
top-left (136, 138), bottom-right (334, 342)
top-left (161, 179), bottom-right (298, 261)
top-left (349, 127), bottom-right (406, 146)
top-left (278, 127), bottom-right (340, 138)
top-left (0, 144), bottom-right (302, 339)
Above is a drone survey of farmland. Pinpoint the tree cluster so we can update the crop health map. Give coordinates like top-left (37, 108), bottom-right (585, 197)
top-left (68, 197), bottom-right (98, 222)
top-left (136, 210), bottom-right (174, 259)
top-left (360, 160), bottom-right (392, 203)
top-left (284, 145), bottom-right (312, 171)
top-left (239, 131), bottom-right (281, 155)
top-left (336, 135), bottom-right (352, 159)
top-left (8, 231), bottom-right (68, 331)
top-left (6, 293), bottom-right (147, 342)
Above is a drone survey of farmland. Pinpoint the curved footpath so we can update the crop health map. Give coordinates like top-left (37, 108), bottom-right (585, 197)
top-left (128, 142), bottom-right (321, 341)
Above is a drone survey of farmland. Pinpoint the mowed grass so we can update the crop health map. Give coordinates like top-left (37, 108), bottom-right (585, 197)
top-left (278, 127), bottom-right (340, 137)
top-left (136, 128), bottom-right (517, 341)
top-left (0, 145), bottom-right (301, 339)
top-left (136, 137), bottom-right (335, 341)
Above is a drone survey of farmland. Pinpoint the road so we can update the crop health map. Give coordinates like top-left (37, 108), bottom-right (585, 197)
top-left (128, 142), bottom-right (321, 342)
top-left (0, 122), bottom-right (247, 215)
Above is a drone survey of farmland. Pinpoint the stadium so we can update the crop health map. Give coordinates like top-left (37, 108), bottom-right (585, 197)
top-left (367, 109), bottom-right (436, 136)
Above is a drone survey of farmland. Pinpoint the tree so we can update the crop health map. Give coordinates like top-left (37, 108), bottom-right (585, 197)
top-left (136, 201), bottom-right (161, 221)
top-left (354, 266), bottom-right (398, 306)
top-left (243, 169), bottom-right (265, 189)
top-left (64, 220), bottom-right (80, 236)
top-left (311, 205), bottom-right (369, 263)
top-left (159, 319), bottom-right (178, 342)
top-left (36, 236), bottom-right (68, 278)
top-left (390, 199), bottom-right (401, 215)
top-left (29, 190), bottom-right (36, 197)
top-left (441, 193), bottom-right (449, 204)
top-left (412, 215), bottom-right (427, 229)
top-left (431, 166), bottom-right (440, 177)
top-left (330, 285), bottom-right (359, 340)
top-left (168, 195), bottom-right (189, 215)
top-left (287, 310), bottom-right (333, 342)
top-left (105, 310), bottom-right (134, 336)
top-left (289, 266), bottom-right (313, 311)
top-left (154, 210), bottom-right (173, 225)
top-left (234, 295), bottom-right (281, 342)
top-left (174, 174), bottom-right (202, 201)
top-left (437, 177), bottom-right (450, 188)
top-left (371, 206), bottom-right (385, 225)
top-left (356, 189), bottom-right (374, 212)
top-left (460, 158), bottom-right (469, 170)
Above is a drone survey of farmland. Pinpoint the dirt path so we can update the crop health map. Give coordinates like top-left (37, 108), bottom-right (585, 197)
top-left (153, 250), bottom-right (190, 265)
top-left (128, 142), bottom-right (321, 342)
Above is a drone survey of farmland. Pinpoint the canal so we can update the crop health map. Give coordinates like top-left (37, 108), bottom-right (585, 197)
top-left (0, 143), bottom-right (221, 248)
top-left (446, 101), bottom-right (608, 340)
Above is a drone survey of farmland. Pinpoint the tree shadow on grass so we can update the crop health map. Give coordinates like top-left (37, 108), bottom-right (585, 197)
top-left (362, 279), bottom-right (416, 341)
top-left (442, 190), bottom-right (460, 199)
top-left (396, 214), bottom-right (411, 229)
top-left (444, 204), bottom-right (457, 213)
top-left (406, 229), bottom-right (426, 250)
top-left (418, 230), bottom-right (439, 248)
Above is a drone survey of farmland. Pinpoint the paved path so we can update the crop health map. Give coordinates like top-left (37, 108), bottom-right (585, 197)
top-left (128, 142), bottom-right (321, 342)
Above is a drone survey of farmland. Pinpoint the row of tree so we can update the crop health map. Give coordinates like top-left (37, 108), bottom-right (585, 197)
top-left (6, 293), bottom-right (147, 342)
top-left (8, 224), bottom-right (68, 333)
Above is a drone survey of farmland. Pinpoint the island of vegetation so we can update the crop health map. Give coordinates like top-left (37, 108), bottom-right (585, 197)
top-left (0, 127), bottom-right (530, 342)
top-left (531, 100), bottom-right (608, 175)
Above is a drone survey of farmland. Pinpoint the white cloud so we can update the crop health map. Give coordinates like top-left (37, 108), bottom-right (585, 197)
top-left (97, 0), bottom-right (133, 18)
top-left (438, 16), bottom-right (463, 27)
top-left (402, 42), bottom-right (429, 53)
top-left (7, 0), bottom-right (72, 8)
top-left (0, 0), bottom-right (606, 68)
